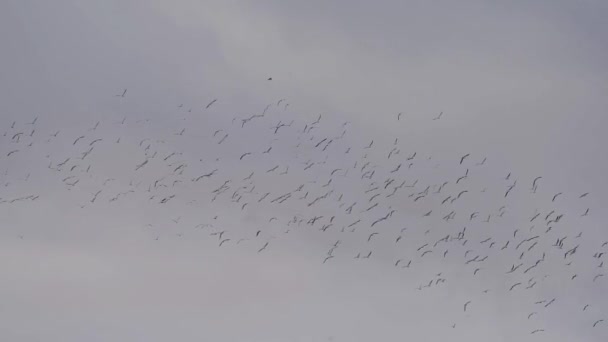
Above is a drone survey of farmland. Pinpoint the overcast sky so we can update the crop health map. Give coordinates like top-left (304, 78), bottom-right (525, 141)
top-left (1, 1), bottom-right (608, 341)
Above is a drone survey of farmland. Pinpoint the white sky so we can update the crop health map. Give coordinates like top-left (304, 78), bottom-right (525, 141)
top-left (1, 1), bottom-right (607, 341)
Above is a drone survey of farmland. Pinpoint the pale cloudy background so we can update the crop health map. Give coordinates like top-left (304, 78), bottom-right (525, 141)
top-left (1, 1), bottom-right (607, 341)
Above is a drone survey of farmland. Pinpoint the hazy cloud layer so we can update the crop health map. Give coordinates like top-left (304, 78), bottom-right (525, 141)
top-left (1, 1), bottom-right (607, 341)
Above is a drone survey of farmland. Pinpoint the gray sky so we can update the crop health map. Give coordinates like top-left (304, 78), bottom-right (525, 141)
top-left (1, 1), bottom-right (608, 341)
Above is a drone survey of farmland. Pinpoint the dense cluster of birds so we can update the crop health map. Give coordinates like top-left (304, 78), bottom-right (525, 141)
top-left (1, 89), bottom-right (606, 339)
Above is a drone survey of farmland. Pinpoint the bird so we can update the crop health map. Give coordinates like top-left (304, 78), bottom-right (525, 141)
top-left (505, 183), bottom-right (516, 197)
top-left (368, 232), bottom-right (378, 242)
top-left (115, 88), bottom-right (127, 97)
top-left (460, 153), bottom-right (470, 165)
top-left (532, 176), bottom-right (542, 190)
top-left (206, 99), bottom-right (217, 109)
top-left (258, 242), bottom-right (269, 253)
top-left (552, 192), bottom-right (563, 202)
top-left (509, 282), bottom-right (522, 291)
top-left (433, 112), bottom-right (443, 120)
top-left (73, 136), bottom-right (85, 145)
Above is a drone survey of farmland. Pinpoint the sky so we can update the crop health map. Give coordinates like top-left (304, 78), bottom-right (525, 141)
top-left (1, 1), bottom-right (608, 341)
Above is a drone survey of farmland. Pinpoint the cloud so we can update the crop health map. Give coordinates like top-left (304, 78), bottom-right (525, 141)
top-left (1, 1), bottom-right (608, 341)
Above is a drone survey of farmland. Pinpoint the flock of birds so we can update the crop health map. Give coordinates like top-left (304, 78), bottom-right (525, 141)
top-left (1, 88), bottom-right (607, 340)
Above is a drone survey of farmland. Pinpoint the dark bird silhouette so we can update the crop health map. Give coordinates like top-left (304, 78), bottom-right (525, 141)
top-left (460, 154), bottom-right (470, 165)
top-left (530, 212), bottom-right (540, 222)
top-left (206, 99), bottom-right (218, 109)
top-left (91, 190), bottom-right (102, 203)
top-left (509, 282), bottom-right (522, 291)
top-left (505, 182), bottom-right (516, 198)
top-left (258, 242), bottom-right (269, 253)
top-left (368, 232), bottom-right (378, 242)
top-left (457, 190), bottom-right (468, 199)
top-left (135, 159), bottom-right (149, 171)
top-left (532, 176), bottom-right (542, 190)
top-left (73, 136), bottom-right (85, 145)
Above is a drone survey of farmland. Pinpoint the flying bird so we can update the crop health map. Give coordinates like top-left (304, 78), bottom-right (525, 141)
top-left (206, 99), bottom-right (217, 109)
top-left (368, 232), bottom-right (378, 242)
top-left (73, 136), bottom-right (85, 145)
top-left (532, 176), bottom-right (542, 190)
top-left (258, 242), bottom-right (269, 253)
